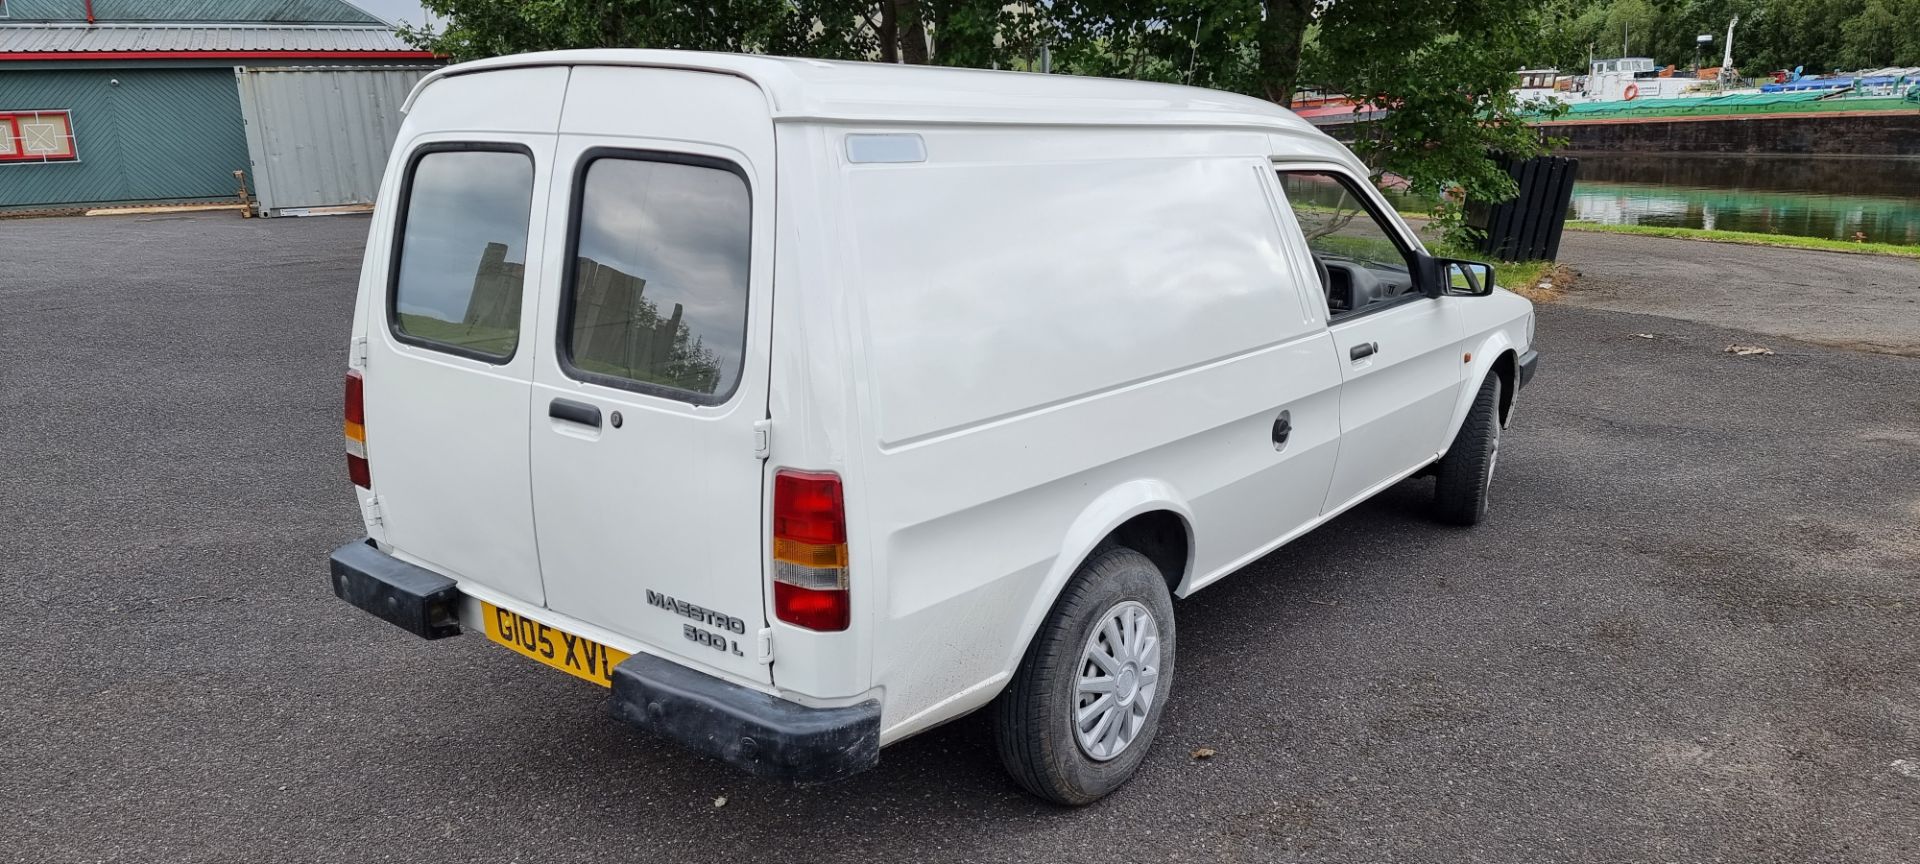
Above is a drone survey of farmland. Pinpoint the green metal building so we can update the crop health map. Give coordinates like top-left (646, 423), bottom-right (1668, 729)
top-left (0, 0), bottom-right (438, 211)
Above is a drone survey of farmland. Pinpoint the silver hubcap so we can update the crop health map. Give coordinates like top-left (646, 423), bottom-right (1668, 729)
top-left (1074, 600), bottom-right (1161, 762)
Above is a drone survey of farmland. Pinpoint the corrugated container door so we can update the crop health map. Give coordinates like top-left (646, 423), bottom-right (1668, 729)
top-left (237, 66), bottom-right (431, 215)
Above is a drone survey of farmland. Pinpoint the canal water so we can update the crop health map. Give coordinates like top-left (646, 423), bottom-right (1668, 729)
top-left (1563, 153), bottom-right (1920, 246)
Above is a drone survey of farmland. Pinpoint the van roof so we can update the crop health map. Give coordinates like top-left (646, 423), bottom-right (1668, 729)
top-left (406, 49), bottom-right (1334, 141)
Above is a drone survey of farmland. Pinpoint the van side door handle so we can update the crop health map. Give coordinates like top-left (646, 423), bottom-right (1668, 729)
top-left (549, 397), bottom-right (602, 429)
top-left (1350, 342), bottom-right (1378, 361)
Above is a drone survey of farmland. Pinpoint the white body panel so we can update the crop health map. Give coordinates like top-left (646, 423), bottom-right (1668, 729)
top-left (351, 51), bottom-right (1536, 747)
top-left (355, 67), bottom-right (569, 607)
top-left (525, 68), bottom-right (779, 685)
top-left (1322, 297), bottom-right (1468, 509)
top-left (835, 129), bottom-right (1345, 734)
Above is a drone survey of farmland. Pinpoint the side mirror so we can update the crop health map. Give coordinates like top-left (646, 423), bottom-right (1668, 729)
top-left (1431, 257), bottom-right (1496, 297)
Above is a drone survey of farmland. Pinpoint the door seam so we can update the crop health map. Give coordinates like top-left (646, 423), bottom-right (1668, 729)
top-left (523, 65), bottom-right (574, 609)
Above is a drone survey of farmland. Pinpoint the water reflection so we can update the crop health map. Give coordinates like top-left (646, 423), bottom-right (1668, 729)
top-left (1565, 154), bottom-right (1920, 245)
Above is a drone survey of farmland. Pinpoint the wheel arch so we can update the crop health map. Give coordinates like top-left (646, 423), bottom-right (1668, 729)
top-left (1490, 348), bottom-right (1518, 426)
top-left (1442, 330), bottom-right (1519, 447)
top-left (1000, 480), bottom-right (1194, 688)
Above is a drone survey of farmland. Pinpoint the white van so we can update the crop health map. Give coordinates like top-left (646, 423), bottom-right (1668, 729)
top-left (329, 50), bottom-right (1539, 804)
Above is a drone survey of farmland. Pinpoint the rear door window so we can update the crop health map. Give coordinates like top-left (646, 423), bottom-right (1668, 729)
top-left (389, 146), bottom-right (536, 362)
top-left (561, 153), bottom-right (752, 405)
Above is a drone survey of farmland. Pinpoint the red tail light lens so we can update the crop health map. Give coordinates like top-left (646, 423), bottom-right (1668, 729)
top-left (774, 582), bottom-right (849, 632)
top-left (345, 370), bottom-right (370, 488)
top-left (774, 471), bottom-right (846, 545)
top-left (772, 470), bottom-right (848, 631)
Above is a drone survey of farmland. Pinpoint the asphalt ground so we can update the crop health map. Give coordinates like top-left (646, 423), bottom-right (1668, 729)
top-left (1556, 230), bottom-right (1920, 357)
top-left (4, 214), bottom-right (1918, 863)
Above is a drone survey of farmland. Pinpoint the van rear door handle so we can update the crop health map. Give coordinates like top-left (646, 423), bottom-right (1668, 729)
top-left (1350, 342), bottom-right (1378, 361)
top-left (549, 398), bottom-right (602, 429)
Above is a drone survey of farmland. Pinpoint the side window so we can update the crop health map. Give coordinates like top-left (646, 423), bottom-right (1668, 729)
top-left (562, 154), bottom-right (752, 404)
top-left (390, 147), bottom-right (536, 362)
top-left (1279, 171), bottom-right (1420, 318)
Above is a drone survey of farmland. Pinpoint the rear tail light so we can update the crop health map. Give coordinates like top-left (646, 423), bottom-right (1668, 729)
top-left (345, 369), bottom-right (371, 488)
top-left (772, 469), bottom-right (849, 631)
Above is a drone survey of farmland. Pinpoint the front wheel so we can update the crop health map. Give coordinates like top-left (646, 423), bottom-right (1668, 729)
top-left (992, 546), bottom-right (1175, 805)
top-left (1433, 372), bottom-right (1503, 526)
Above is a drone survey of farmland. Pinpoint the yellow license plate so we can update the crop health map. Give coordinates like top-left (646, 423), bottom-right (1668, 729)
top-left (481, 601), bottom-right (631, 687)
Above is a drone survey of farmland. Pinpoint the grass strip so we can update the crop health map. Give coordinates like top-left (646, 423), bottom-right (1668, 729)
top-left (1563, 222), bottom-right (1920, 258)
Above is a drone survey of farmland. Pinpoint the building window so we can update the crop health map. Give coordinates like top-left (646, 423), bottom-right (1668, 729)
top-left (0, 111), bottom-right (80, 164)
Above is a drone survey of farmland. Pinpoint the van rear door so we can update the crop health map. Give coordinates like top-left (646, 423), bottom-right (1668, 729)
top-left (526, 67), bottom-right (775, 684)
top-left (360, 68), bottom-right (568, 606)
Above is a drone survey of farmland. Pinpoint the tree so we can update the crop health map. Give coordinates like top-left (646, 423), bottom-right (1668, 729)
top-left (1602, 0), bottom-right (1661, 56)
top-left (1523, 0), bottom-right (1920, 74)
top-left (1293, 1), bottom-right (1558, 243)
top-left (1037, 0), bottom-right (1560, 243)
top-left (406, 0), bottom-right (1561, 246)
top-left (1838, 0), bottom-right (1920, 67)
top-left (404, 0), bottom-right (1033, 66)
top-left (1256, 0), bottom-right (1315, 103)
top-left (405, 0), bottom-right (894, 61)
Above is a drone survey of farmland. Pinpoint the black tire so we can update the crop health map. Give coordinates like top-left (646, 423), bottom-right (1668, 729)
top-left (1433, 372), bottom-right (1503, 526)
top-left (992, 546), bottom-right (1175, 805)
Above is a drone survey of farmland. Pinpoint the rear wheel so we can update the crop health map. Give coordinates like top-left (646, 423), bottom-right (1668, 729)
top-left (993, 546), bottom-right (1175, 805)
top-left (1433, 372), bottom-right (1502, 526)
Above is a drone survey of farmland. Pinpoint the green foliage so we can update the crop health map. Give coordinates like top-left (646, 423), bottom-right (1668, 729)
top-left (928, 0), bottom-right (1042, 68)
top-left (1040, 0), bottom-right (1264, 92)
top-left (1532, 0), bottom-right (1920, 74)
top-left (1836, 0), bottom-right (1920, 69)
top-left (400, 0), bottom-right (876, 60)
top-left (400, 0), bottom-right (1565, 246)
top-left (1303, 1), bottom-right (1557, 246)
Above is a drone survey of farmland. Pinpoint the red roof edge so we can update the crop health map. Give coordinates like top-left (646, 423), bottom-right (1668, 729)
top-left (0, 50), bottom-right (442, 62)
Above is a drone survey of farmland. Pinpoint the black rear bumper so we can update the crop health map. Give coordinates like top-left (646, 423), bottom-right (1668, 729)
top-left (328, 537), bottom-right (881, 783)
top-left (610, 654), bottom-right (881, 784)
top-left (328, 538), bottom-right (462, 639)
top-left (1517, 349), bottom-right (1540, 390)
